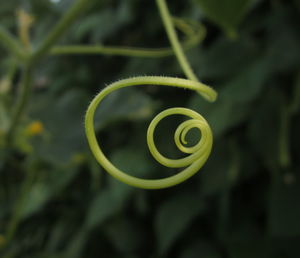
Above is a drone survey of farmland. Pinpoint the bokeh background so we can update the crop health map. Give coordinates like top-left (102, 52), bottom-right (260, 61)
top-left (0, 0), bottom-right (300, 257)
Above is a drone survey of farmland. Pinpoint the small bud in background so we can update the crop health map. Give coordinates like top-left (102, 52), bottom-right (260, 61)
top-left (16, 9), bottom-right (34, 50)
top-left (25, 121), bottom-right (44, 136)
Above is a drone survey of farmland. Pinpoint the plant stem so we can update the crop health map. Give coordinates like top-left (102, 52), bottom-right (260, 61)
top-left (278, 104), bottom-right (291, 168)
top-left (156, 0), bottom-right (199, 81)
top-left (156, 0), bottom-right (217, 102)
top-left (4, 166), bottom-right (36, 248)
top-left (31, 0), bottom-right (90, 63)
top-left (289, 72), bottom-right (300, 114)
top-left (5, 65), bottom-right (33, 148)
top-left (218, 142), bottom-right (239, 238)
top-left (50, 19), bottom-right (205, 58)
top-left (0, 26), bottom-right (26, 61)
top-left (50, 44), bottom-right (190, 58)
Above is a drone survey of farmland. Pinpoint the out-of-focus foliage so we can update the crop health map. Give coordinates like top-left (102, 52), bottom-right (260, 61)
top-left (0, 0), bottom-right (300, 257)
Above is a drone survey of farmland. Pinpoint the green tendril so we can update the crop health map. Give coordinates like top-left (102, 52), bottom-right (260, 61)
top-left (156, 0), bottom-right (198, 81)
top-left (85, 0), bottom-right (218, 189)
top-left (50, 17), bottom-right (205, 58)
top-left (85, 77), bottom-right (216, 189)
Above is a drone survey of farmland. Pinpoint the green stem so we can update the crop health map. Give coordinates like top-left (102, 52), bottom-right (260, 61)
top-left (50, 18), bottom-right (205, 58)
top-left (6, 60), bottom-right (18, 83)
top-left (218, 142), bottom-right (239, 238)
top-left (279, 103), bottom-right (291, 168)
top-left (218, 189), bottom-right (230, 237)
top-left (50, 44), bottom-right (191, 58)
top-left (156, 0), bottom-right (199, 81)
top-left (5, 65), bottom-right (33, 148)
top-left (289, 72), bottom-right (300, 114)
top-left (2, 166), bottom-right (36, 253)
top-left (31, 0), bottom-right (90, 63)
top-left (0, 26), bottom-right (26, 61)
top-left (278, 72), bottom-right (300, 169)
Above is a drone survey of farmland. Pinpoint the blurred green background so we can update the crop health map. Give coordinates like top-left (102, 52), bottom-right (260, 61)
top-left (0, 0), bottom-right (300, 257)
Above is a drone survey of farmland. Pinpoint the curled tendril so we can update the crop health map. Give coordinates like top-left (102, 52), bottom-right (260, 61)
top-left (85, 76), bottom-right (216, 189)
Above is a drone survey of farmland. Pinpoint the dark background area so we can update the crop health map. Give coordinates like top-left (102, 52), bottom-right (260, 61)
top-left (0, 0), bottom-right (300, 257)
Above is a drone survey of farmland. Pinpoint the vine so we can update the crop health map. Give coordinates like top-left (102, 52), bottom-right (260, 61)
top-left (51, 17), bottom-right (206, 58)
top-left (85, 0), bottom-right (217, 189)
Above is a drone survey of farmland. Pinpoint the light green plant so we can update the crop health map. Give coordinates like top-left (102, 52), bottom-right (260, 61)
top-left (85, 0), bottom-right (217, 189)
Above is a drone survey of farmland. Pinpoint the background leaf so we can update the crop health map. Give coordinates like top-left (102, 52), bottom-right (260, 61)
top-left (155, 192), bottom-right (206, 254)
top-left (194, 0), bottom-right (255, 36)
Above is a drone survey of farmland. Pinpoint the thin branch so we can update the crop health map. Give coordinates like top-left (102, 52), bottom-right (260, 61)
top-left (0, 26), bottom-right (26, 61)
top-left (50, 36), bottom-right (199, 58)
top-left (51, 45), bottom-right (176, 57)
top-left (50, 18), bottom-right (205, 58)
top-left (156, 0), bottom-right (217, 102)
top-left (31, 0), bottom-right (90, 63)
top-left (156, 0), bottom-right (199, 81)
top-left (5, 65), bottom-right (33, 148)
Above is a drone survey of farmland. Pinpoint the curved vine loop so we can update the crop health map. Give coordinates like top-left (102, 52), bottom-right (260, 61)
top-left (85, 76), bottom-right (216, 189)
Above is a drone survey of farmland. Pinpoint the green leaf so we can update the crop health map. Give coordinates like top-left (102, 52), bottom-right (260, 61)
top-left (194, 0), bottom-right (254, 36)
top-left (0, 99), bottom-right (9, 149)
top-left (46, 220), bottom-right (70, 252)
top-left (189, 37), bottom-right (258, 81)
top-left (228, 242), bottom-right (269, 258)
top-left (21, 182), bottom-right (50, 219)
top-left (94, 88), bottom-right (156, 131)
top-left (29, 89), bottom-right (89, 165)
top-left (84, 145), bottom-right (155, 230)
top-left (21, 167), bottom-right (79, 218)
top-left (155, 192), bottom-right (206, 254)
top-left (265, 5), bottom-right (300, 73)
top-left (180, 240), bottom-right (221, 258)
top-left (189, 93), bottom-right (247, 139)
top-left (105, 218), bottom-right (144, 253)
top-left (63, 229), bottom-right (89, 258)
top-left (221, 58), bottom-right (271, 103)
top-left (107, 145), bottom-right (156, 205)
top-left (84, 189), bottom-right (123, 230)
top-left (110, 146), bottom-right (155, 178)
top-left (0, 99), bottom-right (9, 133)
top-left (269, 177), bottom-right (300, 237)
top-left (247, 88), bottom-right (282, 171)
top-left (189, 58), bottom-right (270, 138)
top-left (70, 1), bottom-right (133, 42)
top-left (200, 140), bottom-right (238, 196)
top-left (226, 219), bottom-right (269, 258)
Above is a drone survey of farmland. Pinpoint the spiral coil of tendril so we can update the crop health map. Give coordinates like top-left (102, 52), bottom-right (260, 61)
top-left (85, 76), bottom-right (217, 189)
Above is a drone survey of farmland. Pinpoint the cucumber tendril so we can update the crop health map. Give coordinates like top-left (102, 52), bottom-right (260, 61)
top-left (84, 0), bottom-right (218, 189)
